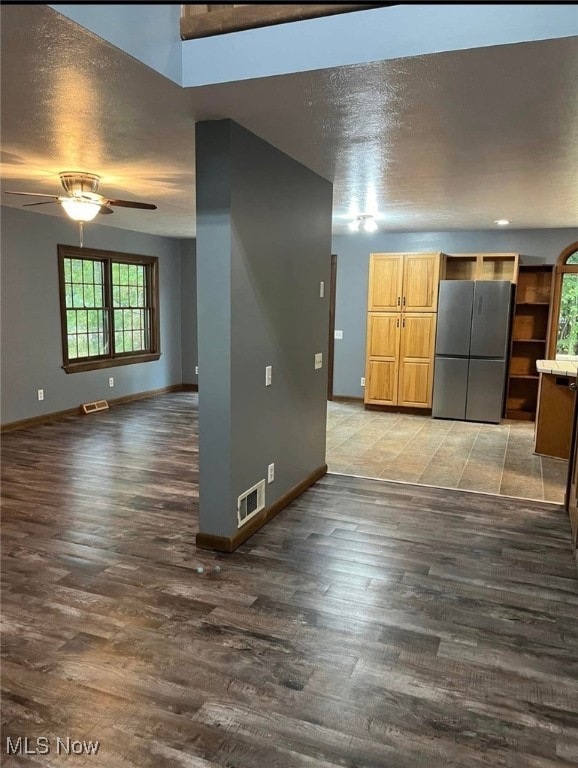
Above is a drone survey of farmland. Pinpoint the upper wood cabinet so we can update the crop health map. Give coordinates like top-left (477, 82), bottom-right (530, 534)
top-left (368, 254), bottom-right (404, 311)
top-left (369, 252), bottom-right (442, 312)
top-left (402, 253), bottom-right (441, 312)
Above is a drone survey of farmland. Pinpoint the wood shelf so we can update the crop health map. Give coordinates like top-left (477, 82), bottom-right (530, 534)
top-left (443, 253), bottom-right (519, 283)
top-left (505, 264), bottom-right (554, 422)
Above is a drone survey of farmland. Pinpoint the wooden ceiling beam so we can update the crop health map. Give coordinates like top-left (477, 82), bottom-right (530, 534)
top-left (180, 4), bottom-right (388, 41)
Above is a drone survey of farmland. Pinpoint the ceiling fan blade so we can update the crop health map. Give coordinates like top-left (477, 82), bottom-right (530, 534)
top-left (23, 200), bottom-right (59, 207)
top-left (107, 199), bottom-right (157, 210)
top-left (98, 205), bottom-right (114, 214)
top-left (5, 191), bottom-right (59, 198)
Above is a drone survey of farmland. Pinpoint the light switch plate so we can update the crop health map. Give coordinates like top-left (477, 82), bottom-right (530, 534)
top-left (265, 365), bottom-right (272, 386)
top-left (319, 281), bottom-right (325, 298)
top-left (361, 377), bottom-right (366, 387)
top-left (315, 353), bottom-right (323, 370)
top-left (334, 330), bottom-right (343, 340)
top-left (195, 366), bottom-right (199, 375)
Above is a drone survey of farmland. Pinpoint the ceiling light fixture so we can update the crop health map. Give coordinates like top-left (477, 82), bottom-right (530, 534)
top-left (494, 219), bottom-right (510, 226)
top-left (349, 214), bottom-right (378, 233)
top-left (60, 195), bottom-right (101, 222)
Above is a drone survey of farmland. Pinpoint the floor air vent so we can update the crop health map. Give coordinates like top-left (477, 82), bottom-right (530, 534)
top-left (237, 479), bottom-right (265, 528)
top-left (81, 400), bottom-right (109, 414)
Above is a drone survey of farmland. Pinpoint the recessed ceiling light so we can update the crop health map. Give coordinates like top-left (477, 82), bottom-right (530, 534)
top-left (494, 219), bottom-right (510, 226)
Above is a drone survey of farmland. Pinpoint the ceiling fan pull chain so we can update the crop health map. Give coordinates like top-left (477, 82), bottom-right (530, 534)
top-left (79, 221), bottom-right (84, 248)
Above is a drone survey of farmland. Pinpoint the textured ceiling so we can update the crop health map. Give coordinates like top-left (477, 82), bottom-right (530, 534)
top-left (1, 5), bottom-right (577, 238)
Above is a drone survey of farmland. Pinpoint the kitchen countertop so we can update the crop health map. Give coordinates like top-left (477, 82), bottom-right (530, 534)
top-left (536, 359), bottom-right (578, 377)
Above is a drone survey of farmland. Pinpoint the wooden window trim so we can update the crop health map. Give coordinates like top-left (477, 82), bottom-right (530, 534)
top-left (58, 244), bottom-right (161, 374)
top-left (547, 241), bottom-right (578, 358)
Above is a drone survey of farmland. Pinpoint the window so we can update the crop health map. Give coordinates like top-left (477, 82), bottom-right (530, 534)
top-left (550, 243), bottom-right (578, 361)
top-left (58, 245), bottom-right (160, 373)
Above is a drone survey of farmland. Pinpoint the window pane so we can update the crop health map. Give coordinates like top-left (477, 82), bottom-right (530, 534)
top-left (67, 335), bottom-right (78, 359)
top-left (65, 285), bottom-right (73, 307)
top-left (64, 258), bottom-right (72, 282)
top-left (556, 273), bottom-right (578, 358)
top-left (72, 283), bottom-right (84, 308)
top-left (66, 310), bottom-right (77, 333)
top-left (71, 260), bottom-right (83, 282)
top-left (82, 260), bottom-right (94, 282)
top-left (77, 310), bottom-right (88, 332)
top-left (566, 251), bottom-right (578, 265)
top-left (77, 335), bottom-right (89, 358)
top-left (129, 287), bottom-right (138, 307)
top-left (115, 332), bottom-right (124, 353)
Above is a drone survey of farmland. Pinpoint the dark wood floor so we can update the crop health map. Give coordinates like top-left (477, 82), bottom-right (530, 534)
top-left (2, 392), bottom-right (578, 767)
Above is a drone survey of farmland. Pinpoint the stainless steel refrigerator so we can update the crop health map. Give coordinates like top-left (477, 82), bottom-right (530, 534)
top-left (432, 280), bottom-right (512, 423)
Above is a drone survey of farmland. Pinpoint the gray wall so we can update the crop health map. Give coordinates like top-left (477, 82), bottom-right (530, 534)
top-left (331, 228), bottom-right (578, 398)
top-left (0, 205), bottom-right (183, 425)
top-left (196, 119), bottom-right (333, 539)
top-left (180, 239), bottom-right (198, 385)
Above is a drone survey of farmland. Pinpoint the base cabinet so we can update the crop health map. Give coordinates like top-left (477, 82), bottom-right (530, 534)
top-left (366, 360), bottom-right (398, 404)
top-left (365, 310), bottom-right (436, 408)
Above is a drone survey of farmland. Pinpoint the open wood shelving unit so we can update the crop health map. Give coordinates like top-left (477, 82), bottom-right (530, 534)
top-left (505, 265), bottom-right (554, 421)
top-left (443, 253), bottom-right (519, 282)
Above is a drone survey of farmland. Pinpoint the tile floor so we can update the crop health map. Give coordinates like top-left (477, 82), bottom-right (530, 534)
top-left (326, 401), bottom-right (568, 503)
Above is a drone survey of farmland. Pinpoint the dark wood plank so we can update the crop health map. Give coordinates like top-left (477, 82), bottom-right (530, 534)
top-left (1, 392), bottom-right (577, 766)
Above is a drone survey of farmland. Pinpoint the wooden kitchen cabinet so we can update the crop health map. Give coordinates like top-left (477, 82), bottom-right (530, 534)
top-left (365, 313), bottom-right (400, 405)
top-left (398, 313), bottom-right (437, 407)
top-left (402, 253), bottom-right (441, 312)
top-left (365, 311), bottom-right (437, 409)
top-left (365, 253), bottom-right (441, 411)
top-left (368, 254), bottom-right (404, 311)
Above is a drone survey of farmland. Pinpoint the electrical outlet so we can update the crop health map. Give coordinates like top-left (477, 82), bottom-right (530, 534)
top-left (265, 365), bottom-right (272, 386)
top-left (360, 377), bottom-right (366, 387)
top-left (267, 463), bottom-right (275, 483)
top-left (37, 389), bottom-right (44, 401)
top-left (195, 366), bottom-right (199, 375)
top-left (314, 353), bottom-right (323, 370)
top-left (109, 377), bottom-right (114, 387)
top-left (334, 330), bottom-right (343, 340)
top-left (319, 281), bottom-right (325, 298)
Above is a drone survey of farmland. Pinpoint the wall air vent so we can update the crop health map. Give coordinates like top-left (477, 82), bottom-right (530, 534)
top-left (237, 479), bottom-right (265, 528)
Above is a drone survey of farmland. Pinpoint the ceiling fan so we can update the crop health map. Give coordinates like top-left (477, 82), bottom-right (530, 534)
top-left (5, 172), bottom-right (157, 222)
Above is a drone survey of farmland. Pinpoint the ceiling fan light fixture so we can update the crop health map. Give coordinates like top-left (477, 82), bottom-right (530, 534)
top-left (363, 217), bottom-right (378, 233)
top-left (60, 197), bottom-right (101, 222)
